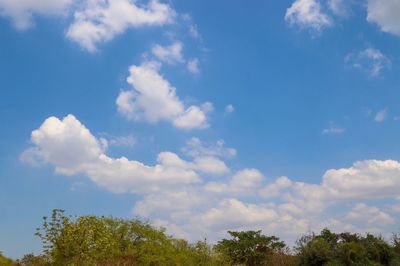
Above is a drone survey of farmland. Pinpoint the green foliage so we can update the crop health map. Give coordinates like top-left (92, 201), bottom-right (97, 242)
top-left (33, 209), bottom-right (222, 265)
top-left (296, 228), bottom-right (400, 266)
top-left (18, 253), bottom-right (47, 266)
top-left (215, 230), bottom-right (286, 266)
top-left (17, 210), bottom-right (400, 266)
top-left (297, 236), bottom-right (334, 266)
top-left (0, 252), bottom-right (17, 266)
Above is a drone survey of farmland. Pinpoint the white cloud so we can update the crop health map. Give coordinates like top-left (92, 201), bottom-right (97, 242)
top-left (328, 0), bottom-right (350, 16)
top-left (133, 190), bottom-right (206, 217)
top-left (225, 104), bottom-right (234, 114)
top-left (0, 0), bottom-right (73, 30)
top-left (104, 134), bottom-right (136, 147)
top-left (367, 0), bottom-right (400, 36)
top-left (21, 115), bottom-right (205, 194)
top-left (315, 160), bottom-right (400, 201)
top-left (205, 169), bottom-right (265, 196)
top-left (173, 104), bottom-right (212, 130)
top-left (322, 121), bottom-right (345, 134)
top-left (345, 48), bottom-right (390, 77)
top-left (151, 42), bottom-right (184, 64)
top-left (259, 176), bottom-right (292, 198)
top-left (158, 151), bottom-right (229, 175)
top-left (182, 137), bottom-right (236, 159)
top-left (346, 203), bottom-right (394, 226)
top-left (187, 58), bottom-right (200, 74)
top-left (189, 24), bottom-right (201, 39)
top-left (199, 199), bottom-right (278, 230)
top-left (150, 43), bottom-right (200, 74)
top-left (22, 116), bottom-right (400, 244)
top-left (182, 13), bottom-right (202, 40)
top-left (285, 0), bottom-right (332, 31)
top-left (20, 115), bottom-right (104, 176)
top-left (374, 108), bottom-right (387, 123)
top-left (116, 61), bottom-right (212, 130)
top-left (66, 0), bottom-right (175, 52)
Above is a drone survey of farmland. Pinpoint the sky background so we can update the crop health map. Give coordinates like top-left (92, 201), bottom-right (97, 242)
top-left (1, 0), bottom-right (400, 259)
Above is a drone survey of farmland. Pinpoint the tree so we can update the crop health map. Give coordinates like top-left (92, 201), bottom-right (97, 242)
top-left (0, 251), bottom-right (16, 266)
top-left (215, 230), bottom-right (286, 266)
top-left (296, 228), bottom-right (400, 266)
top-left (33, 209), bottom-right (218, 265)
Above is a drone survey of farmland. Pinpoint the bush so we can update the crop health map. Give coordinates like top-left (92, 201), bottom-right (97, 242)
top-left (0, 252), bottom-right (17, 266)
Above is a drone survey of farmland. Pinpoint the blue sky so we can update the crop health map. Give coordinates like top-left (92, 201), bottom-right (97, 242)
top-left (1, 0), bottom-right (400, 259)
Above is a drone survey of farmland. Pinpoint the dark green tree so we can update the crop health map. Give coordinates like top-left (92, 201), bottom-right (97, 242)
top-left (215, 230), bottom-right (286, 266)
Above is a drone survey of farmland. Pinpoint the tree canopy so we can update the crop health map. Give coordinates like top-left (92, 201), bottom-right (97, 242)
top-left (2, 210), bottom-right (400, 266)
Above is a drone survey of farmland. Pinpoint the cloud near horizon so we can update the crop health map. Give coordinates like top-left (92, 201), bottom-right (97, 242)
top-left (21, 114), bottom-right (400, 243)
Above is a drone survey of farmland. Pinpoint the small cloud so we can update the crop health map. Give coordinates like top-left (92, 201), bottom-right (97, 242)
top-left (345, 48), bottom-right (391, 77)
top-left (374, 108), bottom-right (387, 123)
top-left (189, 24), bottom-right (202, 40)
top-left (187, 58), bottom-right (200, 74)
top-left (182, 137), bottom-right (236, 159)
top-left (182, 13), bottom-right (202, 40)
top-left (225, 104), bottom-right (234, 114)
top-left (151, 42), bottom-right (184, 64)
top-left (100, 134), bottom-right (136, 148)
top-left (328, 0), bottom-right (351, 17)
top-left (322, 121), bottom-right (345, 134)
top-left (285, 0), bottom-right (332, 31)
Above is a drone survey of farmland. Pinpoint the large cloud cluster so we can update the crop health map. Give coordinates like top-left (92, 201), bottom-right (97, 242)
top-left (22, 114), bottom-right (400, 243)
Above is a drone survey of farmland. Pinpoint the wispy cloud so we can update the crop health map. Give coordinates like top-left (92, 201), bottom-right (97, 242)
top-left (322, 121), bottom-right (345, 134)
top-left (285, 0), bottom-right (332, 31)
top-left (345, 48), bottom-right (390, 77)
top-left (374, 108), bottom-right (388, 123)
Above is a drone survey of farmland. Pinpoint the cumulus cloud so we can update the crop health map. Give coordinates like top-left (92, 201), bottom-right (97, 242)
top-left (346, 203), bottom-right (394, 226)
top-left (259, 176), bottom-right (292, 198)
top-left (199, 199), bottom-right (278, 230)
top-left (66, 0), bottom-right (175, 52)
top-left (0, 0), bottom-right (73, 30)
top-left (116, 61), bottom-right (212, 130)
top-left (307, 160), bottom-right (400, 202)
top-left (205, 169), bottom-right (265, 196)
top-left (285, 0), bottom-right (332, 31)
top-left (21, 115), bottom-right (210, 194)
top-left (158, 151), bottom-right (229, 175)
top-left (367, 0), bottom-right (400, 36)
top-left (22, 115), bottom-right (400, 244)
top-left (345, 48), bottom-right (390, 77)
